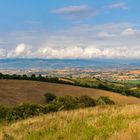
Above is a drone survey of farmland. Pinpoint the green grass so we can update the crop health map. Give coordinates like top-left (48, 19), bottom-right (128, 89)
top-left (25, 114), bottom-right (129, 140)
top-left (1, 105), bottom-right (140, 140)
top-left (124, 80), bottom-right (140, 85)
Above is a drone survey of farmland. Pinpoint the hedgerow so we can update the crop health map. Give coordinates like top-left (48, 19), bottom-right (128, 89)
top-left (0, 94), bottom-right (115, 122)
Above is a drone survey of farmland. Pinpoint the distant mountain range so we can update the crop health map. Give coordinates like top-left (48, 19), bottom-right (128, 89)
top-left (0, 58), bottom-right (140, 70)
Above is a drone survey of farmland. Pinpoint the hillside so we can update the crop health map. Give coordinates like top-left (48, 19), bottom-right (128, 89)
top-left (1, 105), bottom-right (140, 140)
top-left (0, 79), bottom-right (140, 106)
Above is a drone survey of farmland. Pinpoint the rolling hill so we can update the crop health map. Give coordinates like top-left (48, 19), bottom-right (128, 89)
top-left (1, 105), bottom-right (140, 140)
top-left (0, 79), bottom-right (140, 106)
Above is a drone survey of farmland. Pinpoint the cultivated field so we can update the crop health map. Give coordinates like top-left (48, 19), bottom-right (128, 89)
top-left (0, 79), bottom-right (140, 106)
top-left (1, 105), bottom-right (140, 140)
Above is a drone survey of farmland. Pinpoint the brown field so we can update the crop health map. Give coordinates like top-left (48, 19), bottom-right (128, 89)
top-left (0, 79), bottom-right (140, 106)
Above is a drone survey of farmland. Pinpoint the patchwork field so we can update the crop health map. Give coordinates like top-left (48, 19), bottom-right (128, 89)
top-left (0, 79), bottom-right (140, 106)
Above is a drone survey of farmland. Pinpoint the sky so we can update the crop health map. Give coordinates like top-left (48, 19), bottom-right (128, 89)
top-left (0, 0), bottom-right (140, 59)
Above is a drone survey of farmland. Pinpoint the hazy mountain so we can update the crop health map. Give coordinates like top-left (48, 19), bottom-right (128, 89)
top-left (0, 58), bottom-right (140, 70)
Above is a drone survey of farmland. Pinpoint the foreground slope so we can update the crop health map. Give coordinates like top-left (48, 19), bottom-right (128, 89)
top-left (1, 105), bottom-right (140, 140)
top-left (0, 79), bottom-right (140, 105)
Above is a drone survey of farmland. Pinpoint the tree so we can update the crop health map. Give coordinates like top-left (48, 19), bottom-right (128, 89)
top-left (0, 73), bottom-right (3, 79)
top-left (44, 93), bottom-right (57, 103)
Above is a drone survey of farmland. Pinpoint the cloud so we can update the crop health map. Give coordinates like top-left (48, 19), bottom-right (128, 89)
top-left (97, 32), bottom-right (111, 39)
top-left (36, 46), bottom-right (106, 59)
top-left (51, 2), bottom-right (128, 20)
top-left (122, 28), bottom-right (137, 36)
top-left (51, 5), bottom-right (97, 19)
top-left (1, 22), bottom-right (140, 59)
top-left (0, 49), bottom-right (6, 58)
top-left (32, 46), bottom-right (140, 59)
top-left (8, 43), bottom-right (31, 57)
top-left (106, 2), bottom-right (127, 10)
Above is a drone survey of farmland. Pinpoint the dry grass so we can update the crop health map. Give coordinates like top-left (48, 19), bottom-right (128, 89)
top-left (0, 79), bottom-right (140, 106)
top-left (1, 105), bottom-right (140, 140)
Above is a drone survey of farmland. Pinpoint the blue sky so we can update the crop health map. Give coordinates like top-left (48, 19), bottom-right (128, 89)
top-left (0, 0), bottom-right (140, 59)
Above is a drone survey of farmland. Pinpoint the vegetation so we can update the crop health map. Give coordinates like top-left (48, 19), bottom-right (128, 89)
top-left (0, 74), bottom-right (139, 139)
top-left (1, 105), bottom-right (140, 140)
top-left (1, 79), bottom-right (140, 106)
top-left (0, 73), bottom-right (60, 83)
top-left (77, 95), bottom-right (96, 107)
top-left (0, 72), bottom-right (140, 98)
top-left (120, 80), bottom-right (140, 85)
top-left (0, 94), bottom-right (114, 122)
top-left (44, 92), bottom-right (57, 103)
top-left (96, 96), bottom-right (115, 105)
top-left (74, 78), bottom-right (140, 98)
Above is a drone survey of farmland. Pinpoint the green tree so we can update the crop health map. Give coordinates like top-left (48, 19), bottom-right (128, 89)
top-left (44, 93), bottom-right (57, 103)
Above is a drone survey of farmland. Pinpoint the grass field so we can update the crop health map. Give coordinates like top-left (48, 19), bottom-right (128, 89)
top-left (122, 80), bottom-right (140, 85)
top-left (1, 79), bottom-right (140, 106)
top-left (1, 105), bottom-right (140, 140)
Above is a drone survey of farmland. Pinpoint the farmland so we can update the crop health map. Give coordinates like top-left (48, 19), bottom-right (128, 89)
top-left (0, 79), bottom-right (140, 106)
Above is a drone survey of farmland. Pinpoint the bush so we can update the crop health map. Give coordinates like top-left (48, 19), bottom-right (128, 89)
top-left (42, 103), bottom-right (60, 113)
top-left (56, 96), bottom-right (78, 110)
top-left (0, 95), bottom-right (115, 122)
top-left (77, 96), bottom-right (96, 107)
top-left (6, 104), bottom-right (43, 121)
top-left (0, 106), bottom-right (9, 120)
top-left (44, 93), bottom-right (57, 103)
top-left (96, 96), bottom-right (115, 105)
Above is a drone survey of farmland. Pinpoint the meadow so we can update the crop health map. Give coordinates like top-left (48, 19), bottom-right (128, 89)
top-left (1, 105), bottom-right (140, 140)
top-left (121, 80), bottom-right (140, 85)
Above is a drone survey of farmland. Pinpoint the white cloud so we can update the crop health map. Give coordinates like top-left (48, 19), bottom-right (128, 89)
top-left (8, 43), bottom-right (31, 57)
top-left (1, 22), bottom-right (140, 59)
top-left (0, 49), bottom-right (6, 58)
top-left (36, 46), bottom-right (103, 59)
top-left (122, 28), bottom-right (137, 36)
top-left (52, 3), bottom-right (127, 21)
top-left (106, 2), bottom-right (127, 10)
top-left (51, 5), bottom-right (97, 19)
top-left (33, 46), bottom-right (140, 59)
top-left (97, 32), bottom-right (111, 38)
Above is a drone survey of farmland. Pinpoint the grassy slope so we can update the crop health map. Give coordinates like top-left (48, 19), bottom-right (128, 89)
top-left (1, 105), bottom-right (140, 140)
top-left (1, 79), bottom-right (140, 106)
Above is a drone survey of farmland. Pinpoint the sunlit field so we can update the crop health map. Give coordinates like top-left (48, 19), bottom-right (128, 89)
top-left (1, 105), bottom-right (140, 140)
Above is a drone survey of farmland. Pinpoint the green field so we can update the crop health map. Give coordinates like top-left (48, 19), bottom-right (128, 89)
top-left (122, 80), bottom-right (140, 85)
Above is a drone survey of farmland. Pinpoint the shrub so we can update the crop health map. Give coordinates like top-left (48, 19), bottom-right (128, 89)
top-left (6, 104), bottom-right (43, 121)
top-left (42, 103), bottom-right (60, 113)
top-left (96, 96), bottom-right (115, 105)
top-left (0, 94), bottom-right (115, 122)
top-left (77, 96), bottom-right (96, 107)
top-left (98, 84), bottom-right (110, 90)
top-left (56, 96), bottom-right (78, 110)
top-left (44, 93), bottom-right (57, 103)
top-left (0, 106), bottom-right (9, 120)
